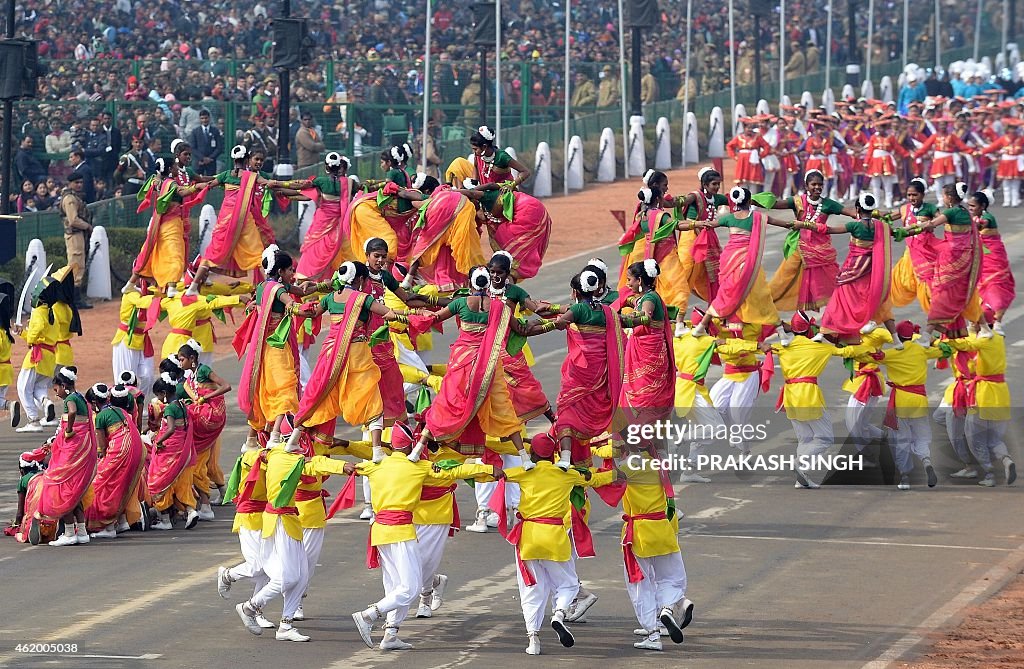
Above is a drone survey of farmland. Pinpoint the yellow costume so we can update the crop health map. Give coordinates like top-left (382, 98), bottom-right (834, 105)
top-left (51, 302), bottom-right (75, 366)
top-left (20, 305), bottom-right (58, 378)
top-left (160, 293), bottom-right (242, 359)
top-left (673, 331), bottom-right (716, 417)
top-left (110, 291), bottom-right (157, 351)
top-left (232, 448), bottom-right (268, 534)
top-left (946, 334), bottom-right (1011, 421)
top-left (854, 343), bottom-right (943, 419)
top-left (0, 329), bottom-right (11, 388)
top-left (620, 451), bottom-right (680, 556)
top-left (261, 446), bottom-right (349, 542)
top-left (768, 335), bottom-right (838, 421)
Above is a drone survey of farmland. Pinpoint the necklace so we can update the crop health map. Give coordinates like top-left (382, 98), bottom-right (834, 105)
top-left (487, 283), bottom-right (506, 298)
top-left (174, 167), bottom-right (192, 186)
top-left (804, 195), bottom-right (824, 224)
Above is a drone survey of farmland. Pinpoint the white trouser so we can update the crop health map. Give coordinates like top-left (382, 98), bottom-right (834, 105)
top-left (762, 170), bottom-right (778, 194)
top-left (887, 416), bottom-right (932, 474)
top-left (17, 368), bottom-right (49, 421)
top-left (964, 414), bottom-right (1010, 472)
top-left (681, 394), bottom-right (728, 463)
top-left (792, 414), bottom-right (835, 464)
top-left (475, 453), bottom-right (522, 510)
top-left (363, 477), bottom-right (372, 505)
top-left (869, 176), bottom-right (895, 205)
top-left (380, 540), bottom-right (423, 627)
top-left (846, 395), bottom-right (883, 449)
top-left (933, 175), bottom-right (954, 202)
top-left (299, 347), bottom-right (312, 388)
top-left (0, 386), bottom-right (7, 410)
top-left (625, 551), bottom-right (688, 633)
top-left (415, 523), bottom-right (449, 596)
top-left (251, 519), bottom-right (308, 620)
top-left (517, 558), bottom-right (580, 633)
top-left (228, 527), bottom-right (271, 596)
top-left (933, 401), bottom-right (971, 465)
top-left (111, 342), bottom-right (154, 394)
top-left (300, 526), bottom-right (325, 596)
top-left (199, 352), bottom-right (213, 368)
top-left (710, 373), bottom-right (760, 451)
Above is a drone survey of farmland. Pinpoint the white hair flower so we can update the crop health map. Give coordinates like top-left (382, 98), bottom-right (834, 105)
top-left (261, 244), bottom-right (280, 275)
top-left (91, 383), bottom-right (109, 398)
top-left (111, 385), bottom-right (131, 398)
top-left (492, 250), bottom-right (514, 264)
top-left (337, 262), bottom-right (358, 285)
top-left (230, 144), bottom-right (248, 160)
top-left (730, 186), bottom-right (747, 205)
top-left (858, 191), bottom-right (877, 210)
top-left (580, 270), bottom-right (600, 292)
top-left (470, 267), bottom-right (490, 290)
top-left (638, 187), bottom-right (653, 204)
top-left (325, 151), bottom-right (344, 168)
top-left (412, 172), bottom-right (428, 190)
top-left (643, 258), bottom-right (659, 278)
top-left (477, 125), bottom-right (495, 141)
top-left (587, 258), bottom-right (608, 273)
top-left (185, 338), bottom-right (203, 355)
top-left (641, 169), bottom-right (654, 186)
top-left (954, 181), bottom-right (969, 200)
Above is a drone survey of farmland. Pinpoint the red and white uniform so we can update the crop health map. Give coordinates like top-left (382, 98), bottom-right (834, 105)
top-left (726, 133), bottom-right (771, 183)
top-left (866, 134), bottom-right (909, 177)
top-left (979, 134), bottom-right (1024, 180)
top-left (914, 132), bottom-right (971, 178)
top-left (803, 135), bottom-right (834, 179)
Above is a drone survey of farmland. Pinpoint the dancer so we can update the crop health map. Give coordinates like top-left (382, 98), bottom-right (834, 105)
top-left (621, 260), bottom-right (675, 434)
top-left (968, 190), bottom-right (1015, 334)
top-left (888, 178), bottom-right (938, 313)
top-left (913, 119), bottom-right (971, 202)
top-left (726, 117), bottom-right (770, 191)
top-left (148, 374), bottom-right (199, 530)
top-left (673, 308), bottom-right (727, 482)
top-left (470, 125), bottom-right (531, 186)
top-left (977, 118), bottom-right (1024, 207)
top-left (461, 182), bottom-right (552, 281)
top-left (834, 326), bottom-right (891, 460)
top-left (0, 281), bottom-right (12, 420)
top-left (669, 167), bottom-right (725, 318)
top-left (110, 282), bottom-right (157, 392)
top-left (865, 119), bottom-right (909, 209)
top-left (84, 384), bottom-right (146, 538)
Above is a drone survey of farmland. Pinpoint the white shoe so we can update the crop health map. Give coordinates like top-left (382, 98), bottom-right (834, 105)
top-left (256, 614), bottom-right (276, 629)
top-left (465, 509), bottom-right (490, 533)
top-left (860, 320), bottom-right (878, 335)
top-left (276, 625), bottom-right (310, 642)
top-left (521, 459), bottom-right (536, 471)
top-left (659, 607), bottom-right (684, 644)
top-left (152, 514), bottom-right (173, 531)
top-left (633, 636), bottom-right (663, 651)
top-left (121, 281), bottom-right (136, 295)
top-left (897, 475), bottom-right (911, 491)
top-left (566, 592), bottom-right (598, 622)
top-left (679, 472), bottom-right (711, 483)
top-left (485, 511), bottom-right (500, 528)
top-left (1005, 458), bottom-right (1017, 485)
top-left (75, 525), bottom-right (90, 544)
top-left (208, 488), bottom-right (222, 505)
top-left (525, 632), bottom-right (541, 655)
top-left (416, 600), bottom-right (432, 618)
top-left (795, 470), bottom-right (820, 489)
top-left (15, 421), bottom-right (43, 433)
top-left (43, 399), bottom-right (56, 424)
top-left (978, 473), bottom-right (996, 487)
top-left (184, 508), bottom-right (199, 529)
top-left (430, 574), bottom-right (448, 611)
top-left (48, 532), bottom-right (78, 546)
top-left (634, 626), bottom-right (669, 636)
top-left (555, 458), bottom-right (571, 471)
top-left (236, 602), bottom-right (263, 636)
top-left (674, 322), bottom-right (688, 338)
top-left (811, 332), bottom-right (826, 343)
top-left (690, 325), bottom-right (707, 338)
top-left (551, 609), bottom-right (574, 647)
top-left (993, 320), bottom-right (1005, 336)
top-left (977, 324), bottom-right (994, 340)
top-left (677, 598), bottom-right (695, 629)
top-left (359, 504), bottom-right (374, 520)
top-left (379, 631), bottom-right (413, 650)
top-left (950, 467), bottom-right (978, 479)
top-left (198, 504), bottom-right (216, 521)
top-left (217, 566), bottom-right (232, 598)
top-left (351, 611), bottom-right (375, 648)
top-left (116, 519), bottom-right (131, 533)
top-left (90, 526), bottom-right (117, 539)
top-left (293, 605), bottom-right (305, 621)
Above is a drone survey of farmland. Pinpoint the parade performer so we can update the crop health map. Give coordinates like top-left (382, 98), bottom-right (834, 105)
top-left (159, 284), bottom-right (248, 361)
top-left (709, 324), bottom-right (771, 457)
top-left (666, 167), bottom-right (725, 318)
top-left (110, 283), bottom-right (157, 392)
top-left (148, 374), bottom-right (199, 530)
top-left (725, 117), bottom-right (770, 191)
top-left (246, 149), bottom-right (279, 247)
top-left (978, 118), bottom-right (1024, 207)
top-left (84, 384), bottom-right (146, 538)
top-left (801, 124), bottom-right (835, 191)
top-left (373, 145), bottom-right (416, 260)
top-left (865, 119), bottom-right (909, 209)
top-left (672, 308), bottom-right (727, 482)
top-left (833, 326), bottom-right (891, 459)
top-left (461, 182), bottom-right (552, 281)
top-left (913, 118), bottom-right (971, 202)
top-left (470, 125), bottom-right (531, 186)
top-left (25, 366), bottom-right (96, 546)
top-left (0, 281), bottom-right (12, 420)
top-left (968, 190), bottom-right (1015, 334)
top-left (888, 179), bottom-right (938, 313)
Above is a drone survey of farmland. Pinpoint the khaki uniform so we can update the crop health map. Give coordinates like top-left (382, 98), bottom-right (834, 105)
top-left (640, 73), bottom-right (658, 104)
top-left (60, 190), bottom-right (91, 287)
top-left (570, 78), bottom-right (597, 116)
top-left (597, 77), bottom-right (620, 108)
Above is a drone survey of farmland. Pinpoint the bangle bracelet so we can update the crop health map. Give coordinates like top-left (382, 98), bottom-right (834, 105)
top-left (315, 281), bottom-right (332, 293)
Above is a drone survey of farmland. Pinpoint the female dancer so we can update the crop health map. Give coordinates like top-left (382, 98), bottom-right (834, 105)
top-left (888, 178), bottom-right (938, 312)
top-left (621, 260), bottom-right (675, 431)
top-left (460, 182), bottom-right (552, 281)
top-left (691, 187), bottom-right (790, 338)
top-left (149, 374), bottom-right (199, 531)
top-left (84, 383), bottom-right (146, 539)
top-left (124, 157), bottom-right (212, 294)
top-left (284, 261), bottom-right (411, 461)
top-left (666, 167), bottom-right (726, 328)
top-left (913, 119), bottom-right (972, 202)
top-left (247, 148), bottom-right (278, 247)
top-left (370, 145), bottom-right (416, 260)
top-left (24, 366), bottom-right (97, 546)
top-left (725, 117), bottom-right (770, 191)
top-left (968, 189), bottom-right (1015, 334)
top-left (864, 119), bottom-right (909, 209)
top-left (469, 125), bottom-right (531, 187)
top-left (177, 338), bottom-right (232, 521)
top-left (765, 169), bottom-right (857, 312)
top-left (270, 152), bottom-right (356, 282)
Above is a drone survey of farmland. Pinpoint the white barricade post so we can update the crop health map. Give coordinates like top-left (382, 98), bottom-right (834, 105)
top-left (506, 147), bottom-right (520, 182)
top-left (85, 225), bottom-right (111, 301)
top-left (298, 201), bottom-right (317, 244)
top-left (708, 107), bottom-right (725, 160)
top-left (822, 88), bottom-right (836, 114)
top-left (982, 56), bottom-right (993, 72)
top-left (880, 76), bottom-right (893, 103)
top-left (800, 91), bottom-right (814, 109)
top-left (684, 112), bottom-right (700, 164)
top-left (18, 239), bottom-right (47, 323)
top-left (780, 94), bottom-right (793, 108)
top-left (841, 83), bottom-right (855, 100)
top-left (1010, 44), bottom-right (1020, 69)
top-left (860, 79), bottom-right (875, 99)
top-left (733, 104), bottom-right (747, 135)
top-left (566, 135), bottom-right (584, 190)
top-left (654, 117), bottom-right (671, 170)
top-left (198, 204), bottom-right (216, 256)
top-left (627, 116), bottom-right (646, 177)
top-left (597, 128), bottom-right (616, 182)
top-left (756, 99), bottom-right (770, 115)
top-left (533, 142), bottom-right (553, 198)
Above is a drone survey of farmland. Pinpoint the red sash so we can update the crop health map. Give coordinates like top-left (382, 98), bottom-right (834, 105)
top-left (421, 484), bottom-right (460, 536)
top-left (235, 499), bottom-right (265, 514)
top-left (852, 367), bottom-right (884, 403)
top-left (883, 383), bottom-right (927, 430)
top-left (622, 511), bottom-right (668, 583)
top-left (366, 510), bottom-right (414, 569)
top-left (264, 503), bottom-right (298, 515)
top-left (967, 374), bottom-right (1006, 408)
top-left (294, 487), bottom-right (329, 509)
top-left (29, 342), bottom-right (56, 364)
top-left (676, 372), bottom-right (705, 386)
top-left (324, 474), bottom-right (358, 520)
top-left (570, 505), bottom-right (595, 558)
top-left (505, 514), bottom-right (564, 586)
top-left (119, 322), bottom-right (155, 357)
top-left (775, 376), bottom-right (819, 412)
top-left (170, 327), bottom-right (193, 336)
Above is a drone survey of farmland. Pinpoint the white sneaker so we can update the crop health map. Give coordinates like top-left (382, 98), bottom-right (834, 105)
top-left (43, 399), bottom-right (56, 424)
top-left (15, 421), bottom-right (43, 433)
top-left (679, 472), bottom-right (711, 483)
top-left (677, 598), bottom-right (695, 629)
top-left (566, 592), bottom-right (598, 622)
top-left (525, 632), bottom-right (541, 655)
top-left (379, 631), bottom-right (413, 650)
top-left (121, 281), bottom-right (136, 295)
top-left (276, 625), bottom-right (310, 642)
top-left (860, 320), bottom-right (878, 335)
top-left (75, 525), bottom-right (90, 544)
top-left (198, 504), bottom-right (216, 521)
top-left (184, 508), bottom-right (199, 529)
top-left (977, 324), bottom-right (994, 340)
top-left (551, 609), bottom-right (574, 647)
top-left (256, 614), bottom-right (276, 629)
top-left (90, 526), bottom-right (117, 539)
top-left (430, 574), bottom-right (448, 611)
top-left (633, 636), bottom-right (663, 651)
top-left (416, 600), bottom-right (432, 618)
top-left (48, 532), bottom-right (78, 546)
top-left (465, 509), bottom-right (490, 533)
top-left (236, 602), bottom-right (263, 636)
top-left (521, 459), bottom-right (536, 471)
top-left (659, 607), bottom-right (684, 644)
top-left (293, 605), bottom-right (305, 621)
top-left (208, 488), bottom-right (222, 505)
top-left (359, 504), bottom-right (374, 520)
top-left (993, 320), bottom-right (1005, 336)
top-left (950, 467), bottom-right (978, 479)
top-left (486, 511), bottom-right (500, 528)
top-left (351, 611), bottom-right (375, 648)
top-left (690, 324), bottom-right (707, 338)
top-left (634, 626), bottom-right (669, 636)
top-left (978, 473), bottom-right (996, 487)
top-left (897, 475), bottom-right (911, 491)
top-left (795, 470), bottom-right (820, 489)
top-left (217, 566), bottom-right (232, 598)
top-left (1004, 458), bottom-right (1017, 485)
top-left (152, 514), bottom-right (173, 531)
top-left (116, 519), bottom-right (131, 533)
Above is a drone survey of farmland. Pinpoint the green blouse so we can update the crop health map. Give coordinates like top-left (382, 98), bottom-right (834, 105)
top-left (64, 392), bottom-right (88, 415)
top-left (163, 401), bottom-right (185, 421)
top-left (844, 219), bottom-right (876, 241)
top-left (636, 291), bottom-right (665, 321)
top-left (94, 406), bottom-right (125, 431)
top-left (569, 302), bottom-right (606, 326)
top-left (942, 206), bottom-right (972, 226)
top-left (718, 212), bottom-right (754, 232)
top-left (319, 292), bottom-right (373, 321)
top-left (449, 297), bottom-right (491, 324)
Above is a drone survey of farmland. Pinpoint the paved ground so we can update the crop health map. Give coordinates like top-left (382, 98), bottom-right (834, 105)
top-left (0, 191), bottom-right (1021, 669)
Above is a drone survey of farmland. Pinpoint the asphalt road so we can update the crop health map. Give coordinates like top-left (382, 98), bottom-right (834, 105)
top-left (1, 201), bottom-right (1022, 669)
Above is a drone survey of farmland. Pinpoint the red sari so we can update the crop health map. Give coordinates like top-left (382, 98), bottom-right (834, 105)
top-left (204, 170), bottom-right (263, 272)
top-left (769, 194), bottom-right (840, 311)
top-left (929, 216), bottom-right (982, 331)
top-left (85, 407), bottom-right (146, 531)
top-left (29, 394), bottom-right (98, 522)
top-left (147, 400), bottom-right (195, 499)
top-left (295, 178), bottom-right (352, 281)
top-left (408, 186), bottom-right (484, 291)
top-left (821, 219), bottom-right (892, 337)
top-left (554, 304), bottom-right (625, 460)
top-left (487, 191), bottom-right (552, 280)
top-left (365, 275), bottom-right (408, 422)
top-left (183, 372), bottom-right (227, 454)
top-left (709, 211), bottom-right (769, 325)
top-left (620, 292), bottom-right (675, 421)
top-left (976, 216), bottom-right (1016, 315)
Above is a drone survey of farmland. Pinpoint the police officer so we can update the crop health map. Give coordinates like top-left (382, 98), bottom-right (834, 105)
top-left (60, 172), bottom-right (93, 309)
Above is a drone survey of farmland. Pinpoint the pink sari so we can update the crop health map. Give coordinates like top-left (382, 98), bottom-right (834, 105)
top-left (710, 211), bottom-right (766, 320)
top-left (409, 187), bottom-right (477, 290)
top-left (204, 170), bottom-right (260, 269)
top-left (132, 179), bottom-right (204, 279)
top-left (32, 394), bottom-right (98, 521)
top-left (489, 191), bottom-right (552, 280)
top-left (85, 408), bottom-right (146, 531)
top-left (183, 374), bottom-right (227, 454)
top-left (365, 276), bottom-right (408, 422)
top-left (555, 304), bottom-right (625, 460)
top-left (822, 219), bottom-right (892, 337)
top-left (929, 223), bottom-right (981, 327)
top-left (296, 179), bottom-right (352, 281)
top-left (235, 280), bottom-right (299, 420)
top-left (977, 227), bottom-right (1016, 314)
top-left (620, 292), bottom-right (676, 420)
top-left (147, 400), bottom-right (195, 498)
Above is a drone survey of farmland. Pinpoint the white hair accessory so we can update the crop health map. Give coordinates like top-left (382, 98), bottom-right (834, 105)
top-left (491, 250), bottom-right (514, 265)
top-left (638, 187), bottom-right (654, 205)
top-left (165, 354), bottom-right (182, 368)
top-left (697, 166), bottom-right (712, 180)
top-left (641, 169), bottom-right (655, 185)
top-left (58, 367), bottom-right (77, 383)
top-left (858, 191), bottom-right (878, 210)
top-left (642, 258), bottom-right (659, 279)
top-left (160, 372), bottom-right (176, 385)
top-left (729, 186), bottom-right (748, 205)
top-left (981, 188), bottom-right (996, 206)
top-left (184, 338), bottom-right (203, 355)
top-left (390, 145), bottom-right (403, 162)
top-left (954, 181), bottom-right (969, 200)
top-left (337, 261), bottom-right (358, 285)
top-left (412, 172), bottom-right (428, 189)
top-left (477, 125), bottom-right (495, 141)
top-left (580, 270), bottom-right (600, 292)
top-left (155, 157), bottom-right (166, 174)
top-left (402, 142), bottom-right (413, 160)
top-left (118, 370), bottom-right (138, 386)
top-left (587, 257), bottom-right (608, 273)
top-left (463, 178), bottom-right (479, 189)
top-left (261, 244), bottom-right (280, 274)
top-left (910, 177), bottom-right (928, 191)
top-left (230, 144), bottom-right (248, 160)
top-left (325, 151), bottom-right (343, 168)
top-left (804, 168), bottom-right (825, 181)
top-left (170, 138), bottom-right (185, 155)
top-left (470, 267), bottom-right (490, 290)
top-left (111, 384), bottom-right (131, 399)
top-left (91, 383), bottom-right (109, 399)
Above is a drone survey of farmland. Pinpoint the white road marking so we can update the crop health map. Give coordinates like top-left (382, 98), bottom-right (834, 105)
top-left (70, 654), bottom-right (162, 660)
top-left (684, 533), bottom-right (1019, 552)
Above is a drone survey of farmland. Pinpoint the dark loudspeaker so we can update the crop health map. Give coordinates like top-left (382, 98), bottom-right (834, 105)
top-left (272, 18), bottom-right (312, 69)
top-left (472, 2), bottom-right (496, 45)
top-left (749, 0), bottom-right (774, 17)
top-left (0, 39), bottom-right (43, 99)
top-left (625, 0), bottom-right (660, 28)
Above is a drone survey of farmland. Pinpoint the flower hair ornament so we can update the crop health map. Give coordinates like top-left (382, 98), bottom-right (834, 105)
top-left (954, 181), bottom-right (969, 200)
top-left (858, 191), bottom-right (878, 210)
top-left (58, 366), bottom-right (78, 383)
top-left (643, 258), bottom-right (659, 278)
top-left (261, 244), bottom-right (280, 275)
top-left (337, 261), bottom-right (358, 285)
top-left (230, 144), bottom-right (248, 161)
top-left (477, 125), bottom-right (495, 141)
top-left (470, 267), bottom-right (490, 290)
top-left (90, 383), bottom-right (109, 399)
top-left (412, 172), bottom-right (428, 190)
top-left (641, 169), bottom-right (655, 186)
top-left (184, 338), bottom-right (203, 356)
top-left (580, 270), bottom-right (600, 292)
top-left (111, 384), bottom-right (131, 399)
top-left (587, 257), bottom-right (608, 273)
